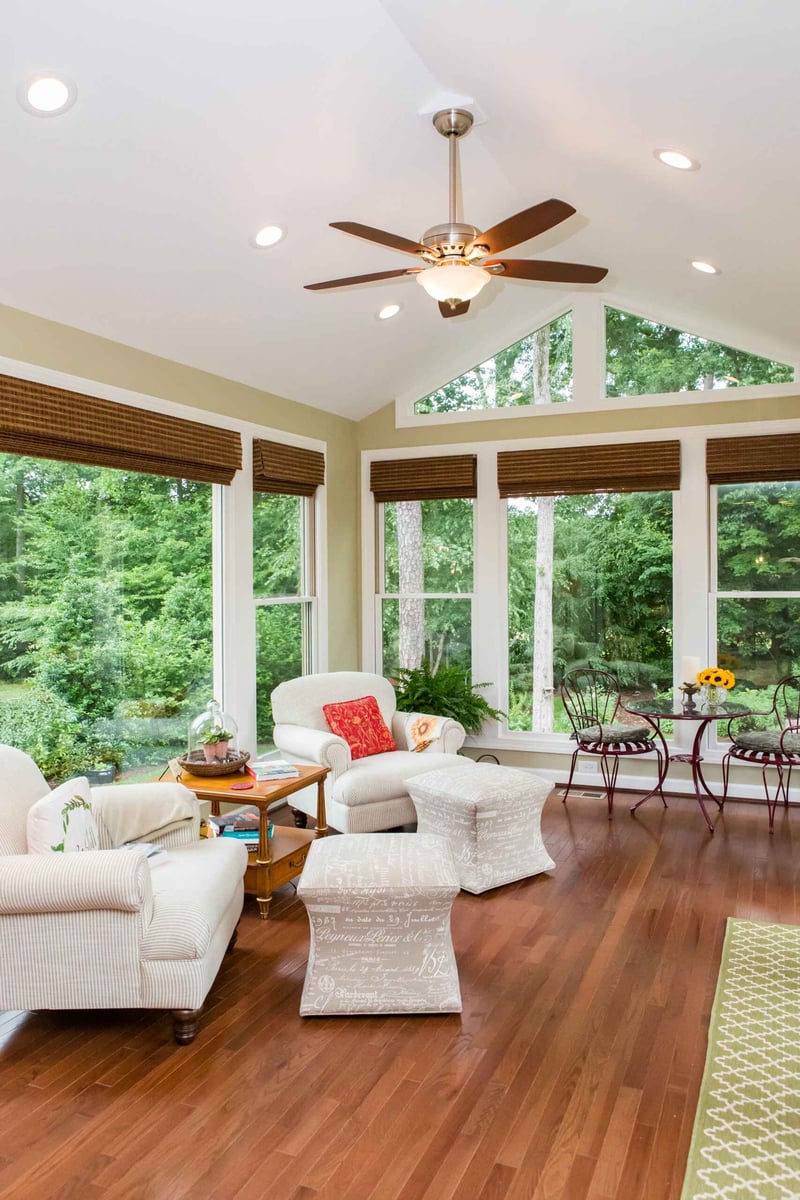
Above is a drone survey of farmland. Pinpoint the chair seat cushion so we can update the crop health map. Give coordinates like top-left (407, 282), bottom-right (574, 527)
top-left (577, 723), bottom-right (653, 744)
top-left (333, 751), bottom-right (474, 809)
top-left (732, 730), bottom-right (800, 755)
top-left (142, 838), bottom-right (247, 961)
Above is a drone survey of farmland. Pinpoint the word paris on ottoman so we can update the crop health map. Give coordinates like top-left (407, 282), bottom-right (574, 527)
top-left (297, 833), bottom-right (462, 1016)
top-left (407, 763), bottom-right (555, 894)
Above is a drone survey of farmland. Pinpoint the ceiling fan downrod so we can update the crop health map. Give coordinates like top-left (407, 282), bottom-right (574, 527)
top-left (423, 109), bottom-right (483, 261)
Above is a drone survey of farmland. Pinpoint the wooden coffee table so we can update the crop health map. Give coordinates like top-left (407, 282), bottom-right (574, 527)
top-left (167, 761), bottom-right (329, 918)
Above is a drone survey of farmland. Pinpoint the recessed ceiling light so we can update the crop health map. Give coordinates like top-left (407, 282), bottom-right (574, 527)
top-left (654, 149), bottom-right (699, 171)
top-left (19, 73), bottom-right (77, 116)
top-left (691, 260), bottom-right (720, 275)
top-left (377, 303), bottom-right (401, 321)
top-left (251, 225), bottom-right (285, 248)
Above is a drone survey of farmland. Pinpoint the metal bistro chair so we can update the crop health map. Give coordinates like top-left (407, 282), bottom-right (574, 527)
top-left (560, 668), bottom-right (666, 818)
top-left (721, 675), bottom-right (800, 832)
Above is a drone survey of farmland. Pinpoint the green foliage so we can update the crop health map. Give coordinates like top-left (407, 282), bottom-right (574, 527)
top-left (0, 454), bottom-right (213, 778)
top-left (416, 312), bottom-right (573, 413)
top-left (606, 308), bottom-right (793, 398)
top-left (392, 663), bottom-right (504, 734)
top-left (0, 686), bottom-right (120, 781)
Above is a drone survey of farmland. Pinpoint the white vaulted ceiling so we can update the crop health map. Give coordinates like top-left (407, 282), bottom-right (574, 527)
top-left (2, 0), bottom-right (799, 419)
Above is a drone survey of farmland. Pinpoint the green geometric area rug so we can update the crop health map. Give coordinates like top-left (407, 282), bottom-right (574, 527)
top-left (681, 918), bottom-right (800, 1200)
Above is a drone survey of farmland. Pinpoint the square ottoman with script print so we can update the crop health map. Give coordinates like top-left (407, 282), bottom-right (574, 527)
top-left (407, 763), bottom-right (555, 894)
top-left (297, 833), bottom-right (461, 1016)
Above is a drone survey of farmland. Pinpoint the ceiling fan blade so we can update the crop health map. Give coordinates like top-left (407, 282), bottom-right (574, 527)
top-left (305, 268), bottom-right (422, 291)
top-left (439, 300), bottom-right (470, 319)
top-left (472, 200), bottom-right (576, 256)
top-left (487, 258), bottom-right (608, 284)
top-left (330, 222), bottom-right (428, 257)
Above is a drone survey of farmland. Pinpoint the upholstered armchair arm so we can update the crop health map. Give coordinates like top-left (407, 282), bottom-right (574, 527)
top-left (273, 724), bottom-right (352, 779)
top-left (91, 783), bottom-right (200, 849)
top-left (0, 849), bottom-right (151, 915)
top-left (393, 711), bottom-right (466, 754)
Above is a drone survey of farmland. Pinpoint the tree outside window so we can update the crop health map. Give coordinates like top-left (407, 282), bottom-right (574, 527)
top-left (380, 498), bottom-right (473, 674)
top-left (0, 453), bottom-right (213, 781)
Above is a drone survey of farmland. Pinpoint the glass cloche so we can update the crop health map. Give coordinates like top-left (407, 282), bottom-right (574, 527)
top-left (188, 700), bottom-right (240, 766)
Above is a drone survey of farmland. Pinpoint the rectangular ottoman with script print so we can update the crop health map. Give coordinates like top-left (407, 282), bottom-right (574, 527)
top-left (297, 833), bottom-right (461, 1016)
top-left (407, 763), bottom-right (555, 894)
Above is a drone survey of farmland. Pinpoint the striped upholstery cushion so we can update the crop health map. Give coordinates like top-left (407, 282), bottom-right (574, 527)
top-left (577, 723), bottom-right (652, 744)
top-left (733, 730), bottom-right (800, 755)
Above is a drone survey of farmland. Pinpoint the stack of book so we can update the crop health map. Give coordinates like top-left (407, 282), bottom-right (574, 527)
top-left (250, 758), bottom-right (300, 782)
top-left (209, 807), bottom-right (273, 850)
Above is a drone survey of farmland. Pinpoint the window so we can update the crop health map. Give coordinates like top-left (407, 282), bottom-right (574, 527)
top-left (253, 491), bottom-right (315, 747)
top-left (378, 498), bottom-right (473, 674)
top-left (507, 491), bottom-right (673, 733)
top-left (714, 480), bottom-right (800, 708)
top-left (414, 312), bottom-right (572, 415)
top-left (606, 307), bottom-right (793, 398)
top-left (0, 453), bottom-right (213, 781)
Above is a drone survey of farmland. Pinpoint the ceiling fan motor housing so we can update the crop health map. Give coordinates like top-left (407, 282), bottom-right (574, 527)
top-left (421, 222), bottom-right (486, 262)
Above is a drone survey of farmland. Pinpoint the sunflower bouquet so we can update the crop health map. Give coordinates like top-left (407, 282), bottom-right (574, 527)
top-left (697, 666), bottom-right (735, 705)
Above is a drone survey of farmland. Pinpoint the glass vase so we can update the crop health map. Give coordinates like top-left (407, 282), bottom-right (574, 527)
top-left (703, 683), bottom-right (721, 707)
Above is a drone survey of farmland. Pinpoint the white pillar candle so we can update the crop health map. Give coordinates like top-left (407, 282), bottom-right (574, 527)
top-left (680, 655), bottom-right (702, 685)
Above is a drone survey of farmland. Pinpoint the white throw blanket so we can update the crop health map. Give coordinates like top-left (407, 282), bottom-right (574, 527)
top-left (92, 784), bottom-right (197, 848)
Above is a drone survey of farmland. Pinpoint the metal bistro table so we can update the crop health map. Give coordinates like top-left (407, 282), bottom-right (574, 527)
top-left (624, 695), bottom-right (752, 833)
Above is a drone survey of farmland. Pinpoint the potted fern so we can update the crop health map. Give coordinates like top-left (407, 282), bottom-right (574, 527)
top-left (391, 663), bottom-right (504, 736)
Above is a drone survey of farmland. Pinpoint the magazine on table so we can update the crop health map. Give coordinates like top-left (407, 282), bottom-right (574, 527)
top-left (249, 758), bottom-right (300, 782)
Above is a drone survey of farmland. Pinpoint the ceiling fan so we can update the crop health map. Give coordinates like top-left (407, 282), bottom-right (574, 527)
top-left (305, 108), bottom-right (608, 318)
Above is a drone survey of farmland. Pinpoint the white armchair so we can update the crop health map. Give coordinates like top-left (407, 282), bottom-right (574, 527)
top-left (0, 745), bottom-right (248, 1044)
top-left (271, 671), bottom-right (475, 832)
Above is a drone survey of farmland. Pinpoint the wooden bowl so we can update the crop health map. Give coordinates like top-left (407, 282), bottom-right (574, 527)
top-left (177, 750), bottom-right (250, 777)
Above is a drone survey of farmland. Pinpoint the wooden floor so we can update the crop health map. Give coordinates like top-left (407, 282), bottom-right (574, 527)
top-left (1, 791), bottom-right (797, 1200)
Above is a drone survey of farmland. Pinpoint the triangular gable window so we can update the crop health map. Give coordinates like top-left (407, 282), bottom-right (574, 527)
top-left (605, 307), bottom-right (793, 398)
top-left (414, 311), bottom-right (572, 414)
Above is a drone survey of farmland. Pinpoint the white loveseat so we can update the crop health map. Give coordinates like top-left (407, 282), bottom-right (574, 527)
top-left (271, 671), bottom-right (475, 832)
top-left (0, 745), bottom-right (248, 1044)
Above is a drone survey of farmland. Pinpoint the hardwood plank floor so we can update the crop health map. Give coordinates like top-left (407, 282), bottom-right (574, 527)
top-left (1, 791), bottom-right (796, 1199)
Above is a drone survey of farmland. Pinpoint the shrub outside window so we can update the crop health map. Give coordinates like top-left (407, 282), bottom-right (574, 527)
top-left (0, 453), bottom-right (213, 782)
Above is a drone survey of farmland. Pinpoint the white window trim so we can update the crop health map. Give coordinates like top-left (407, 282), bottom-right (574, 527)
top-left (0, 353), bottom-right (328, 759)
top-left (362, 416), bottom-right (800, 773)
top-left (394, 291), bottom-right (800, 428)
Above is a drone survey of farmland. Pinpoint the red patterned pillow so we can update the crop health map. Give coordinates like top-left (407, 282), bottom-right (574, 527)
top-left (323, 695), bottom-right (397, 760)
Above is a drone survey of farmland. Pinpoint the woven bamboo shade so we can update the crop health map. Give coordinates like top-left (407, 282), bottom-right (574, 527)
top-left (0, 373), bottom-right (242, 484)
top-left (253, 439), bottom-right (325, 496)
top-left (497, 440), bottom-right (681, 497)
top-left (707, 434), bottom-right (800, 484)
top-left (370, 455), bottom-right (477, 502)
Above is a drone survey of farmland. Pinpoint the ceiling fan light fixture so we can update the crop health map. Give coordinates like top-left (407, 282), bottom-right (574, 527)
top-left (415, 262), bottom-right (490, 304)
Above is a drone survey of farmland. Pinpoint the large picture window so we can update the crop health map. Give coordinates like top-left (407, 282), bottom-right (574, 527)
top-left (507, 491), bottom-right (673, 733)
top-left (0, 453), bottom-right (213, 781)
top-left (378, 498), bottom-right (473, 674)
top-left (714, 480), bottom-right (800, 706)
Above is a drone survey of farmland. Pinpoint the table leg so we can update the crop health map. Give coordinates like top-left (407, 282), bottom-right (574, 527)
top-left (315, 777), bottom-right (327, 838)
top-left (255, 806), bottom-right (272, 919)
top-left (629, 716), bottom-right (670, 813)
top-left (690, 720), bottom-right (721, 834)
